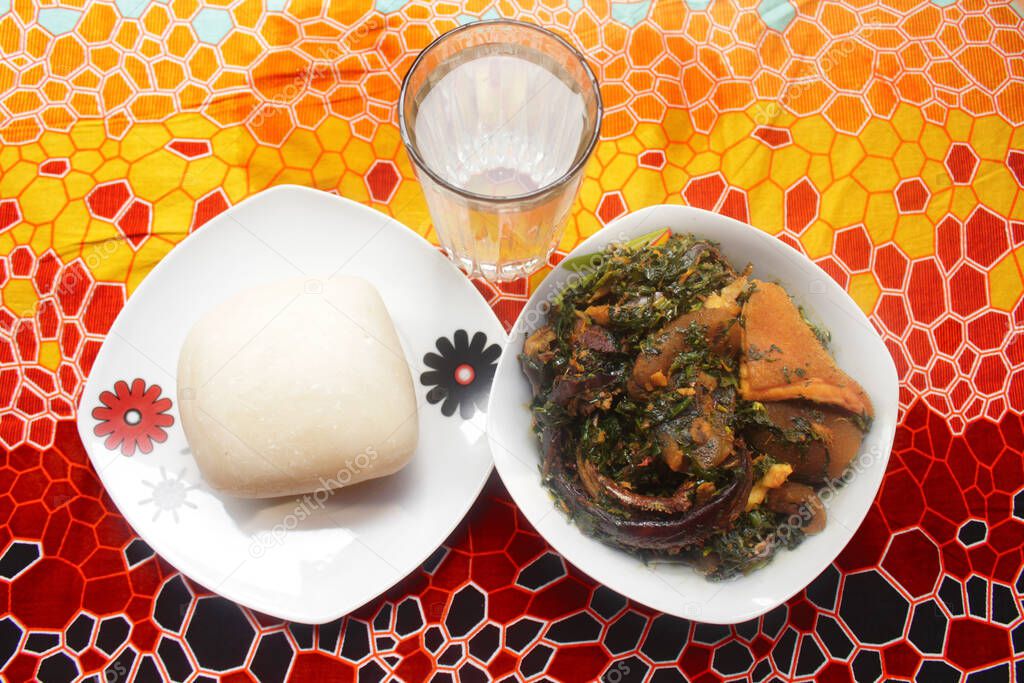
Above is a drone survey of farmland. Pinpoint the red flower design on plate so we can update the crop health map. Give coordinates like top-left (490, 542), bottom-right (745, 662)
top-left (92, 379), bottom-right (174, 456)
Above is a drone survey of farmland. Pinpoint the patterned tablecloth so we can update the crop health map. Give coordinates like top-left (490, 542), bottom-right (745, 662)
top-left (1, 0), bottom-right (1023, 681)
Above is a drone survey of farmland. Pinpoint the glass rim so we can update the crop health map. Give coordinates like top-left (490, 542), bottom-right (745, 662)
top-left (397, 18), bottom-right (603, 205)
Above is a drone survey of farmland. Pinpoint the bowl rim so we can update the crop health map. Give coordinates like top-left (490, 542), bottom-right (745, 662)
top-left (486, 203), bottom-right (900, 623)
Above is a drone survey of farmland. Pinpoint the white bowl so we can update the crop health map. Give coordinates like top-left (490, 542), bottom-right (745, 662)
top-left (486, 204), bottom-right (899, 624)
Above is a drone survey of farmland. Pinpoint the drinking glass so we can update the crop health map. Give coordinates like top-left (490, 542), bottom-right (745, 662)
top-left (399, 20), bottom-right (602, 281)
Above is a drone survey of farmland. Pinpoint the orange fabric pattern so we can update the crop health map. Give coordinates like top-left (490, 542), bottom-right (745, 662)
top-left (0, 1), bottom-right (1022, 681)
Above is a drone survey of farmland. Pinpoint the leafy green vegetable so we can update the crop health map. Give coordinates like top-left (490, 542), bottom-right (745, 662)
top-left (702, 509), bottom-right (805, 580)
top-left (559, 228), bottom-right (672, 274)
top-left (522, 232), bottom-right (843, 579)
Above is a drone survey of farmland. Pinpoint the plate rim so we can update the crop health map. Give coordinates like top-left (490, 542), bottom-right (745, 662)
top-left (486, 202), bottom-right (899, 624)
top-left (75, 184), bottom-right (506, 623)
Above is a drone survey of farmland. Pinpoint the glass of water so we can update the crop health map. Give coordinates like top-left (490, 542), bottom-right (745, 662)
top-left (399, 20), bottom-right (602, 281)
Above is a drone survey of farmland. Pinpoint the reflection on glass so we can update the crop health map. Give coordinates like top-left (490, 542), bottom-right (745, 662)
top-left (400, 20), bottom-right (602, 281)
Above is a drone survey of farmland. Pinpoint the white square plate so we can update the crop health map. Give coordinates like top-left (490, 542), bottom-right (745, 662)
top-left (77, 185), bottom-right (506, 623)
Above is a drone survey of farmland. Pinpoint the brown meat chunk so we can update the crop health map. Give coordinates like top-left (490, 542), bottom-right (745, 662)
top-left (747, 400), bottom-right (866, 485)
top-left (584, 305), bottom-right (611, 325)
top-left (524, 325), bottom-right (556, 357)
top-left (740, 281), bottom-right (873, 418)
top-left (657, 431), bottom-right (686, 472)
top-left (577, 452), bottom-right (693, 515)
top-left (657, 374), bottom-right (735, 472)
top-left (766, 482), bottom-right (826, 534)
top-left (549, 373), bottom-right (616, 416)
top-left (521, 325), bottom-right (557, 395)
top-left (578, 324), bottom-right (618, 353)
top-left (628, 306), bottom-right (740, 398)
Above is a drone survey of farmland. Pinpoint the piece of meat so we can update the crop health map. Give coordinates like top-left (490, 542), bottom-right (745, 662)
top-left (628, 307), bottom-right (741, 398)
top-left (657, 375), bottom-right (735, 472)
top-left (584, 305), bottom-right (611, 325)
top-left (739, 281), bottom-right (873, 418)
top-left (746, 400), bottom-right (866, 485)
top-left (524, 325), bottom-right (556, 357)
top-left (521, 326), bottom-right (557, 395)
top-left (549, 373), bottom-right (616, 416)
top-left (577, 324), bottom-right (618, 353)
top-left (690, 379), bottom-right (734, 469)
top-left (568, 316), bottom-right (619, 354)
top-left (576, 453), bottom-right (693, 514)
top-left (765, 482), bottom-right (826, 534)
top-left (657, 430), bottom-right (687, 472)
top-left (541, 428), bottom-right (755, 552)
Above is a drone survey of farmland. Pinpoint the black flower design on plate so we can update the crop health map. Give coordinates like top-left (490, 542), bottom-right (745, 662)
top-left (421, 330), bottom-right (501, 418)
